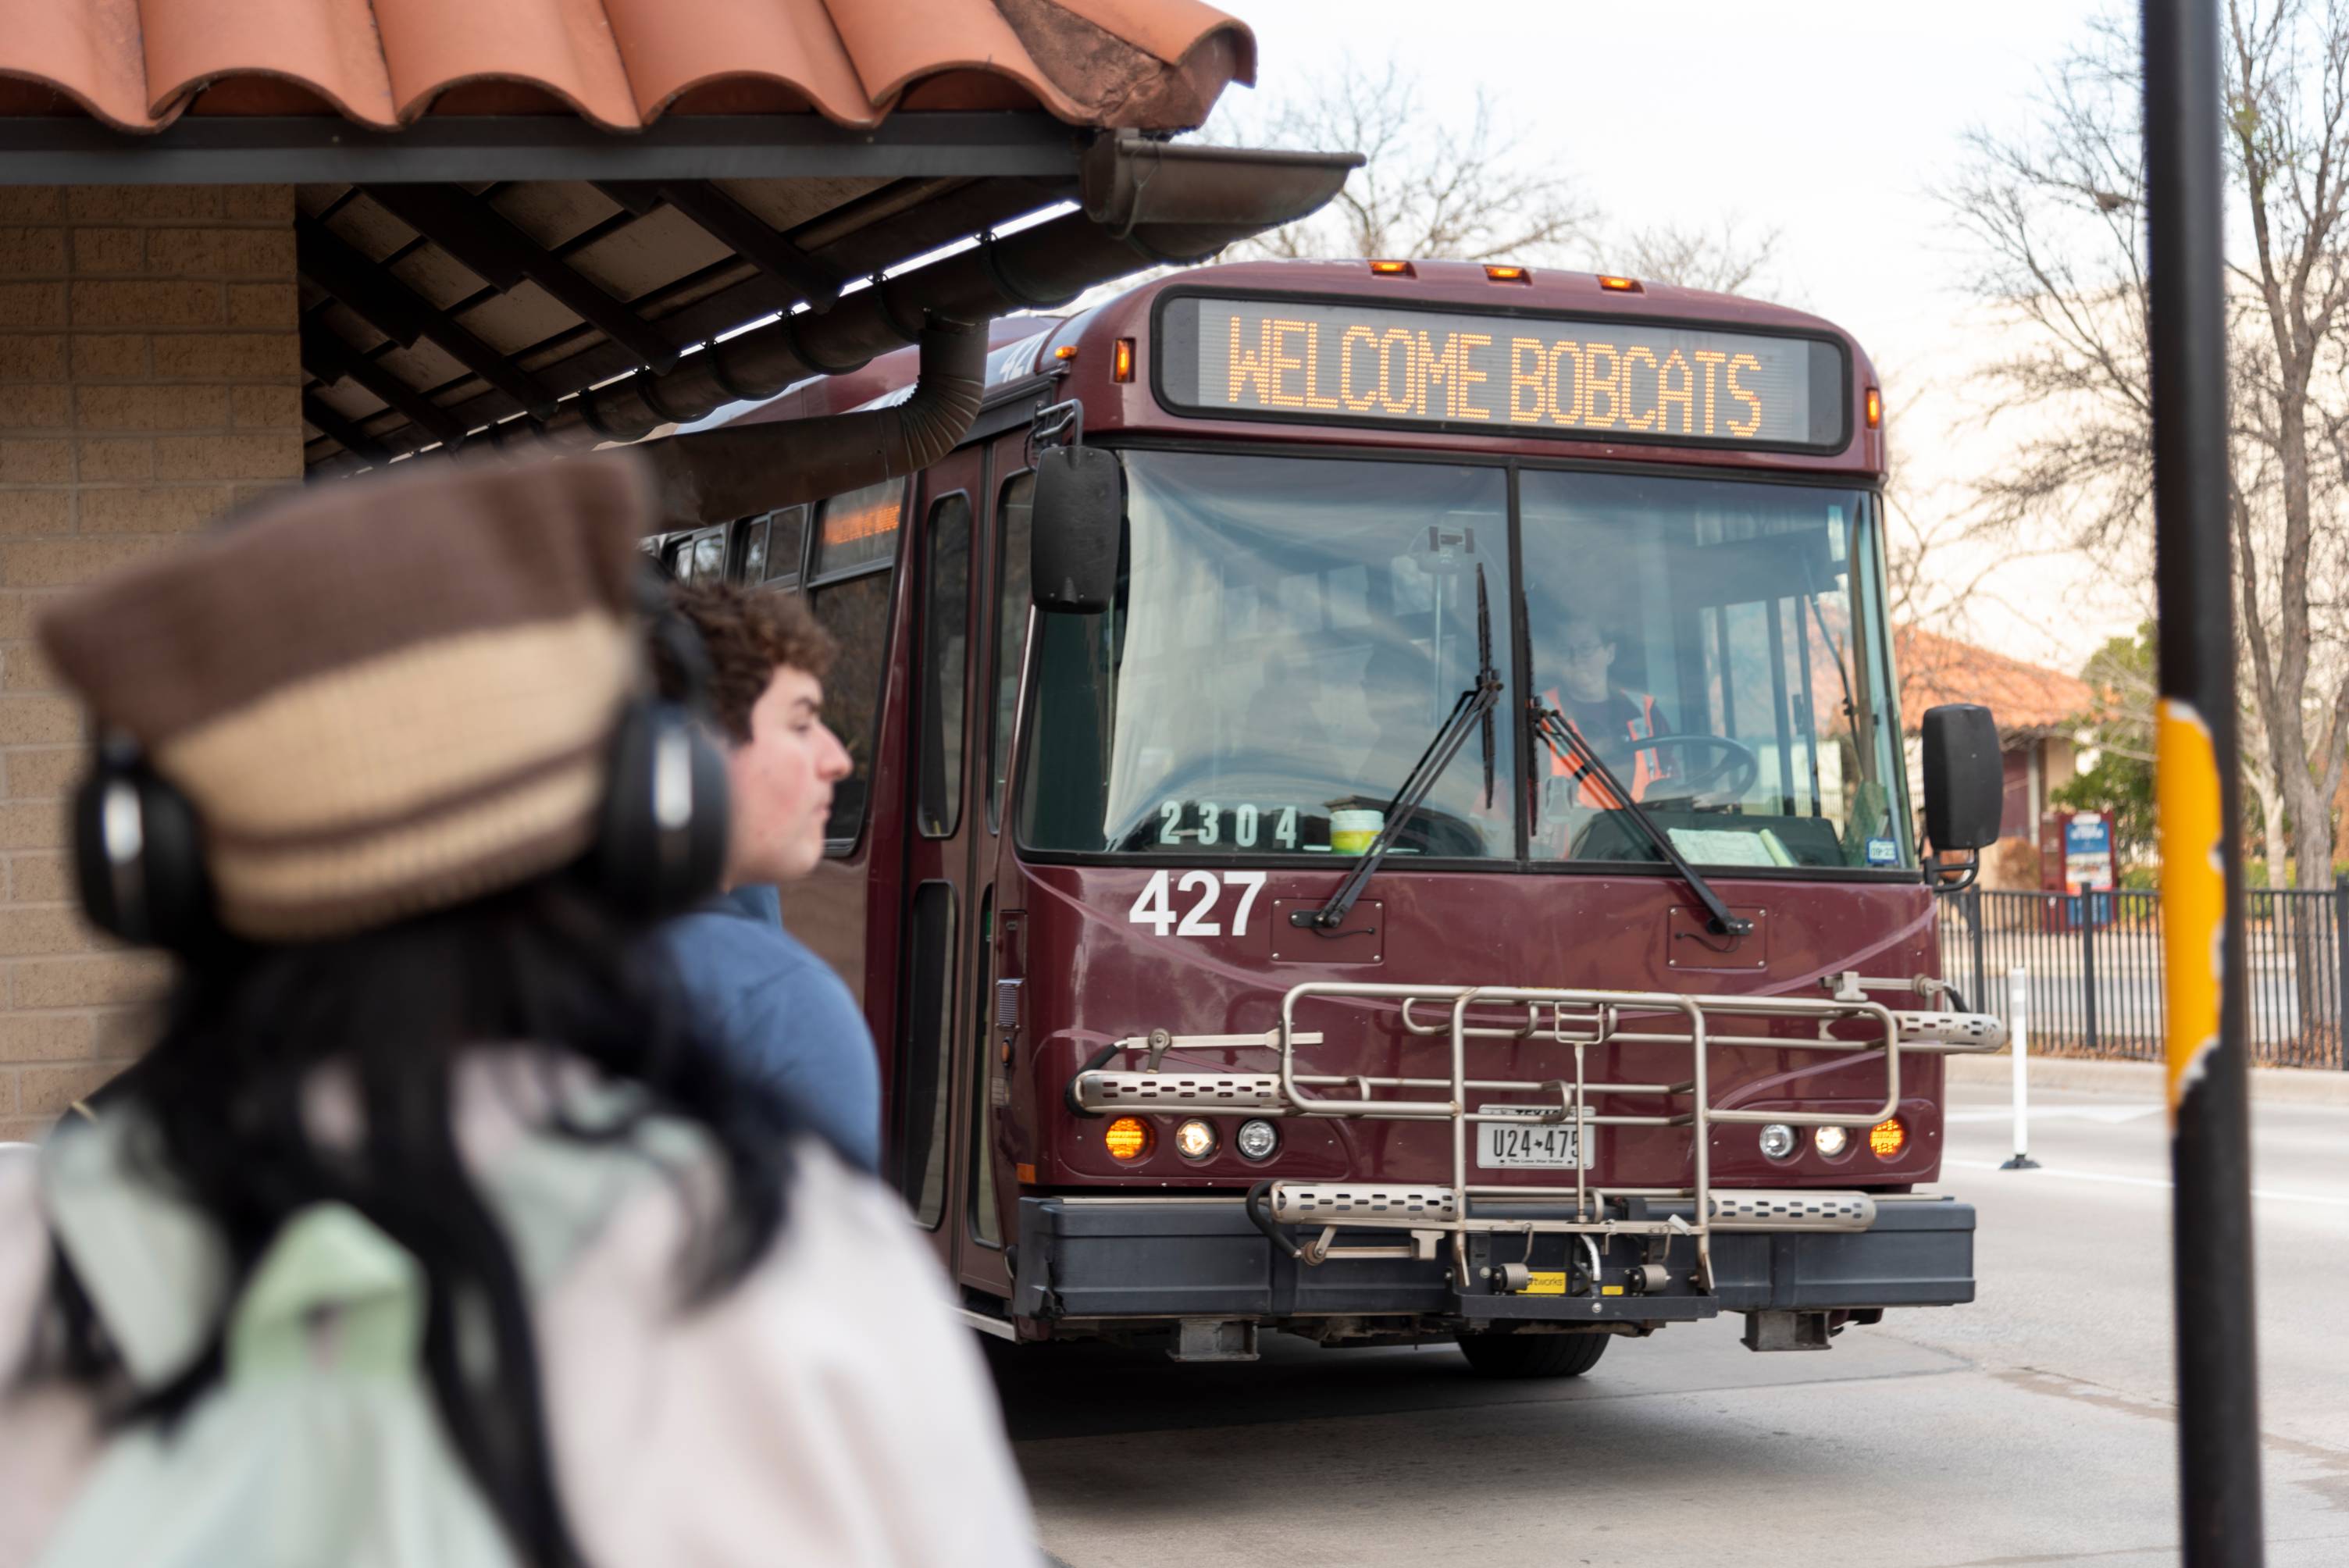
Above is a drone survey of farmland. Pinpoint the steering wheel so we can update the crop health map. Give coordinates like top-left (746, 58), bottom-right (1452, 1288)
top-left (1624, 735), bottom-right (1760, 806)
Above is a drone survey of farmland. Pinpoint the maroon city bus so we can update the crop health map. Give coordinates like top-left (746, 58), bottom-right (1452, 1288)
top-left (651, 257), bottom-right (2008, 1374)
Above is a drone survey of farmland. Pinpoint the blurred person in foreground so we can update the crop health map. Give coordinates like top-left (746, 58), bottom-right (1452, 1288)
top-left (650, 583), bottom-right (879, 1172)
top-left (0, 454), bottom-right (1032, 1566)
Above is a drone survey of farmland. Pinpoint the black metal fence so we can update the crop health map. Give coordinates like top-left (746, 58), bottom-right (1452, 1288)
top-left (1935, 883), bottom-right (2349, 1069)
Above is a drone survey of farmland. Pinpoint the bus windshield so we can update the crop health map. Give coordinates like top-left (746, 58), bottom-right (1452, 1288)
top-left (1016, 450), bottom-right (1911, 872)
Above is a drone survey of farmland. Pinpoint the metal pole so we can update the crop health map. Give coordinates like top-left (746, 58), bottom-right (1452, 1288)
top-left (2001, 965), bottom-right (2040, 1170)
top-left (2082, 904), bottom-right (2101, 1055)
top-left (2144, 0), bottom-right (2265, 1559)
top-left (2333, 874), bottom-right (2347, 1070)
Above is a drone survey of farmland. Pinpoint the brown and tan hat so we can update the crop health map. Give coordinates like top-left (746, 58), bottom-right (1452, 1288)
top-left (37, 452), bottom-right (651, 941)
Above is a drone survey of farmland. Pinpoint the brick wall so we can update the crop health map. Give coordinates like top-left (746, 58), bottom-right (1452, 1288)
top-left (0, 184), bottom-right (303, 1139)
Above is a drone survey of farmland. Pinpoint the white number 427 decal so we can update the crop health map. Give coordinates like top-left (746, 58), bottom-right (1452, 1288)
top-left (1128, 869), bottom-right (1267, 937)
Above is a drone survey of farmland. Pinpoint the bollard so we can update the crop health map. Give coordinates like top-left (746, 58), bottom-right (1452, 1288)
top-left (2001, 964), bottom-right (2041, 1170)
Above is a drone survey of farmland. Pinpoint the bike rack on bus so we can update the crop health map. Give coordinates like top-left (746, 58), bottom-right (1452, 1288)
top-left (1069, 981), bottom-right (2007, 1295)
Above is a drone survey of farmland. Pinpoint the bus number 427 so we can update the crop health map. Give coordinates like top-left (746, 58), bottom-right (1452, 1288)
top-left (1128, 869), bottom-right (1267, 938)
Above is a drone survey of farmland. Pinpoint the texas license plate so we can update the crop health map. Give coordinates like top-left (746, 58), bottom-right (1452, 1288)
top-left (1476, 1106), bottom-right (1590, 1168)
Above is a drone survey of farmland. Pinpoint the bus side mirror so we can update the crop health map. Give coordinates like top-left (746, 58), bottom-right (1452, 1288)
top-left (1922, 704), bottom-right (2003, 852)
top-left (1031, 445), bottom-right (1121, 615)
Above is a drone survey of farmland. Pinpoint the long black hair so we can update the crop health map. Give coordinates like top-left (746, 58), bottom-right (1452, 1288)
top-left (36, 874), bottom-right (797, 1568)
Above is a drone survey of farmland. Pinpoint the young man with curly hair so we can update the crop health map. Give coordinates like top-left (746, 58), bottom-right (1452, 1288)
top-left (652, 582), bottom-right (878, 1171)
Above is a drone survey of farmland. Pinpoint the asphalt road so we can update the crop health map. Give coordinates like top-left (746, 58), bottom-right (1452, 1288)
top-left (989, 1080), bottom-right (2349, 1567)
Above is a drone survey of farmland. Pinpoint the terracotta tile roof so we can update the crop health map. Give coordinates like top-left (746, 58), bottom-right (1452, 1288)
top-left (1895, 624), bottom-right (2095, 733)
top-left (0, 0), bottom-right (1254, 134)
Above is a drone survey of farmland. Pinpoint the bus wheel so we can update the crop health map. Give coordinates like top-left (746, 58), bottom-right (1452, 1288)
top-left (1456, 1331), bottom-right (1610, 1379)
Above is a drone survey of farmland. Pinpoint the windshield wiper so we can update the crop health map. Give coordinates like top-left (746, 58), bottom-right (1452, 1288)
top-left (1298, 565), bottom-right (1501, 934)
top-left (1529, 703), bottom-right (1754, 938)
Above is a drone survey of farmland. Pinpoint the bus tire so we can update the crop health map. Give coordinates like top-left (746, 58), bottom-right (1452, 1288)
top-left (1455, 1331), bottom-right (1609, 1379)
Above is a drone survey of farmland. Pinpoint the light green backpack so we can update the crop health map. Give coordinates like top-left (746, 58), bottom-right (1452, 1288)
top-left (34, 1097), bottom-right (700, 1568)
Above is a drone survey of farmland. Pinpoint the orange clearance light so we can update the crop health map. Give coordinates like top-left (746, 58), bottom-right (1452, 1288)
top-left (1015, 1162), bottom-right (1038, 1185)
top-left (1103, 1117), bottom-right (1153, 1163)
top-left (1484, 264), bottom-right (1531, 283)
top-left (1369, 259), bottom-right (1415, 277)
top-left (1053, 344), bottom-right (1079, 362)
top-left (1112, 337), bottom-right (1135, 383)
top-left (1597, 273), bottom-right (1642, 292)
top-left (1865, 387), bottom-right (1883, 429)
top-left (1868, 1117), bottom-right (1908, 1160)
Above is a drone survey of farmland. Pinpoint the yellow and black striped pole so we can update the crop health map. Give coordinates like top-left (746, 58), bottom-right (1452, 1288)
top-left (2144, 1), bottom-right (2265, 1560)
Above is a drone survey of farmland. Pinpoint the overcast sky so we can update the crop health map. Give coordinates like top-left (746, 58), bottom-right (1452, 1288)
top-left (1214, 0), bottom-right (2137, 671)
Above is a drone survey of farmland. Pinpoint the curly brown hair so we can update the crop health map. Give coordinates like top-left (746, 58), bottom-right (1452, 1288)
top-left (654, 581), bottom-right (838, 744)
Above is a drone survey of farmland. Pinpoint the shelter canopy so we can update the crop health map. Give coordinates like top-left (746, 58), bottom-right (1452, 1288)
top-left (0, 0), bottom-right (1351, 476)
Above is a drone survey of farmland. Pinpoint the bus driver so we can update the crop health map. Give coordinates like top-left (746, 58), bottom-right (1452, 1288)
top-left (1543, 612), bottom-right (1674, 811)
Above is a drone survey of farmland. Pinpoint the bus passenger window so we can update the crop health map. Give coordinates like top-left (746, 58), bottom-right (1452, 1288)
top-left (989, 472), bottom-right (1033, 832)
top-left (918, 493), bottom-right (971, 838)
top-left (806, 480), bottom-right (904, 849)
top-left (690, 529), bottom-right (725, 584)
top-left (737, 517), bottom-right (769, 583)
top-left (765, 504), bottom-right (808, 591)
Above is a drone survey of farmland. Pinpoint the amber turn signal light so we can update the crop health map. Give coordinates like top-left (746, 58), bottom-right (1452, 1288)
top-left (1112, 337), bottom-right (1135, 383)
top-left (1597, 273), bottom-right (1642, 292)
top-left (1104, 1116), bottom-right (1153, 1162)
top-left (1053, 344), bottom-right (1079, 362)
top-left (1868, 1117), bottom-right (1907, 1160)
top-left (1866, 387), bottom-right (1883, 429)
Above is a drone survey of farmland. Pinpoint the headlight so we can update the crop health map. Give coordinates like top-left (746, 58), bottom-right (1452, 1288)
top-left (1174, 1118), bottom-right (1217, 1161)
top-left (1813, 1124), bottom-right (1850, 1158)
top-left (1759, 1123), bottom-right (1797, 1160)
top-left (1235, 1119), bottom-right (1281, 1161)
top-left (1103, 1116), bottom-right (1153, 1163)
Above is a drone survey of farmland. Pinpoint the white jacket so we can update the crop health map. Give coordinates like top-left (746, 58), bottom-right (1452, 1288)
top-left (0, 1051), bottom-right (1037, 1567)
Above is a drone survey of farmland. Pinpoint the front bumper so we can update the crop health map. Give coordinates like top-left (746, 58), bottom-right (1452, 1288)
top-left (1011, 1193), bottom-right (1974, 1327)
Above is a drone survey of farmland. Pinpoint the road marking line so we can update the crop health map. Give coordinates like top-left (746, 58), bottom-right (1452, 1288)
top-left (1946, 1158), bottom-right (2349, 1209)
top-left (1945, 1105), bottom-right (2163, 1125)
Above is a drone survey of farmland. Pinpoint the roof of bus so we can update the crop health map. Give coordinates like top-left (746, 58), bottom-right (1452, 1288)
top-left (710, 256), bottom-right (1884, 476)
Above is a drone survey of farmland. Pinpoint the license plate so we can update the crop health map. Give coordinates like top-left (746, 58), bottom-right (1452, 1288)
top-left (1476, 1106), bottom-right (1590, 1169)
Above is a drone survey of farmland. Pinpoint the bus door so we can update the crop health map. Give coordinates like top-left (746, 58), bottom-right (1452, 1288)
top-left (950, 439), bottom-right (1035, 1297)
top-left (896, 444), bottom-right (985, 1270)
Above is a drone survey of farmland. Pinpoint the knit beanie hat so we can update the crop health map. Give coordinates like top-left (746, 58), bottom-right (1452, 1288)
top-left (37, 452), bottom-right (651, 942)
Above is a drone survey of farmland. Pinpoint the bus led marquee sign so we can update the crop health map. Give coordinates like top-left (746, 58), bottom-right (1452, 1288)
top-left (1157, 295), bottom-right (1848, 449)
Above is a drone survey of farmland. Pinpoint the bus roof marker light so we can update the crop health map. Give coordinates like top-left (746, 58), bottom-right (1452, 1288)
top-left (1868, 1118), bottom-right (1907, 1160)
top-left (1596, 273), bottom-right (1642, 292)
top-left (1112, 337), bottom-right (1135, 383)
top-left (1369, 259), bottom-right (1415, 277)
top-left (1484, 264), bottom-right (1531, 283)
top-left (1866, 387), bottom-right (1883, 429)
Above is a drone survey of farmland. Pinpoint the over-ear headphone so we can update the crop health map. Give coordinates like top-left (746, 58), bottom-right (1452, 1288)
top-left (71, 733), bottom-right (211, 951)
top-left (70, 574), bottom-right (734, 950)
top-left (592, 572), bottom-right (733, 921)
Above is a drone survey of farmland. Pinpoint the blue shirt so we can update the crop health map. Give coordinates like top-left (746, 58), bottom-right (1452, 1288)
top-left (655, 885), bottom-right (882, 1172)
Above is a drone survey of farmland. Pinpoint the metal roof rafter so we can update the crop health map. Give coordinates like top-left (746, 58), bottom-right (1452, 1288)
top-left (362, 184), bottom-right (681, 371)
top-left (299, 392), bottom-right (393, 464)
top-left (594, 180), bottom-right (844, 310)
top-left (295, 216), bottom-right (554, 416)
top-left (298, 321), bottom-right (471, 448)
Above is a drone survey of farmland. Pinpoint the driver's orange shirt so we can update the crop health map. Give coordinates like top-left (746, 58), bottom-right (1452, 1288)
top-left (1543, 686), bottom-right (1668, 809)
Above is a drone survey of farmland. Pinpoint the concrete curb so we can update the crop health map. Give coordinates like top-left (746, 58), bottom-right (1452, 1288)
top-left (1946, 1051), bottom-right (2349, 1107)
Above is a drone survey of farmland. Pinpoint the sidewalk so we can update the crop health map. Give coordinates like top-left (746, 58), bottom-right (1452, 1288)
top-left (1946, 1051), bottom-right (2349, 1107)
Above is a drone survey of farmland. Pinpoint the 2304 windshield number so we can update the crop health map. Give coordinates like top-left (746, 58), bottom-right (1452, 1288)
top-left (1127, 869), bottom-right (1268, 938)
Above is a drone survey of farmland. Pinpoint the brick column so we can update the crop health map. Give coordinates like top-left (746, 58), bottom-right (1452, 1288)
top-left (0, 184), bottom-right (302, 1139)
